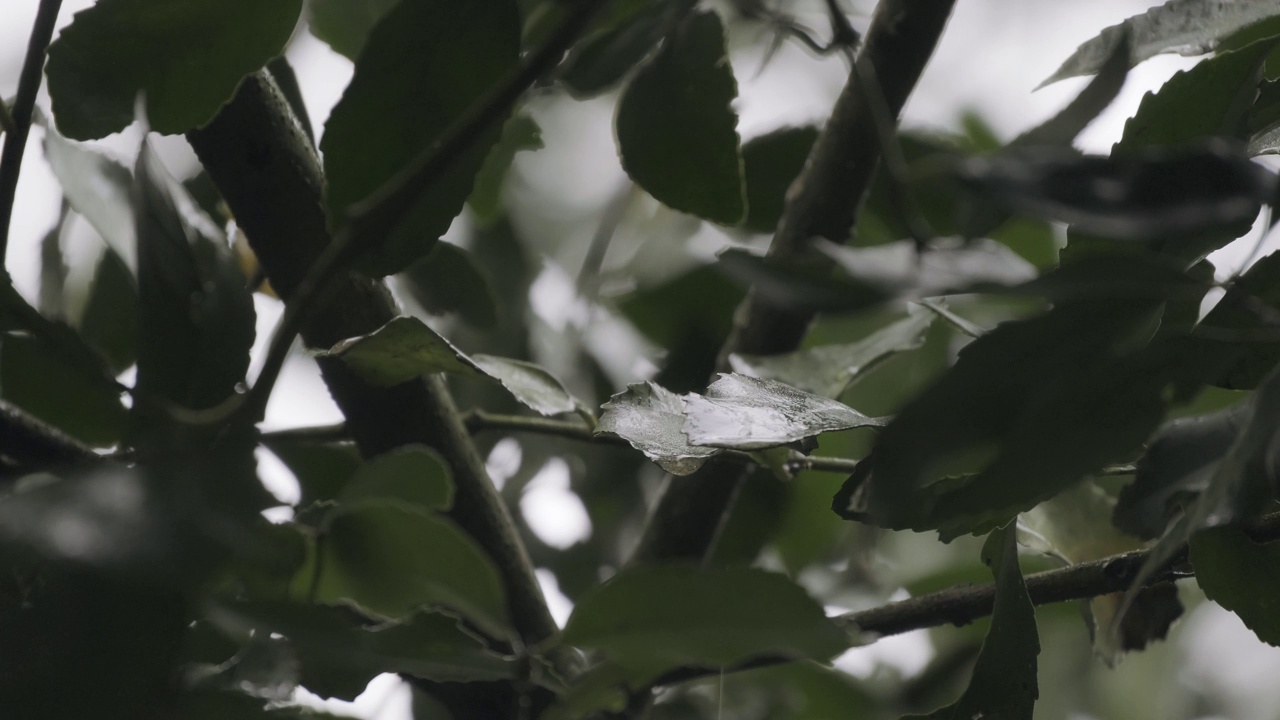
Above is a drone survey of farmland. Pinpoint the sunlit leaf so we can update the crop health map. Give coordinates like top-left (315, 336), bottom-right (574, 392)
top-left (596, 381), bottom-right (718, 476)
top-left (46, 0), bottom-right (302, 139)
top-left (321, 0), bottom-right (520, 276)
top-left (616, 10), bottom-right (745, 225)
top-left (562, 564), bottom-right (848, 676)
top-left (683, 374), bottom-right (886, 450)
top-left (1040, 0), bottom-right (1280, 87)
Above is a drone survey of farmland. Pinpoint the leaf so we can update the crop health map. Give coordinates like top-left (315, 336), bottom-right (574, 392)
top-left (40, 119), bottom-right (136, 270)
top-left (0, 332), bottom-right (126, 447)
top-left (904, 524), bottom-right (1038, 719)
top-left (741, 126), bottom-right (819, 234)
top-left (132, 142), bottom-right (256, 412)
top-left (338, 445), bottom-right (454, 512)
top-left (307, 0), bottom-right (400, 60)
top-left (305, 500), bottom-right (510, 637)
top-left (77, 248), bottom-right (138, 375)
top-left (729, 305), bottom-right (934, 398)
top-left (45, 0), bottom-right (302, 139)
top-left (683, 374), bottom-right (886, 450)
top-left (1190, 525), bottom-right (1280, 646)
top-left (262, 437), bottom-right (362, 508)
top-left (559, 0), bottom-right (691, 97)
top-left (1116, 39), bottom-right (1275, 150)
top-left (596, 381), bottom-right (718, 476)
top-left (956, 144), bottom-right (1275, 242)
top-left (616, 11), bottom-right (745, 225)
top-left (400, 242), bottom-right (499, 329)
top-left (321, 0), bottom-right (520, 276)
top-left (471, 354), bottom-right (589, 417)
top-left (1196, 250), bottom-right (1280, 389)
top-left (1014, 33), bottom-right (1130, 149)
top-left (561, 564), bottom-right (848, 676)
top-left (468, 114), bottom-right (543, 225)
top-left (214, 602), bottom-right (515, 701)
top-left (1040, 0), bottom-right (1280, 87)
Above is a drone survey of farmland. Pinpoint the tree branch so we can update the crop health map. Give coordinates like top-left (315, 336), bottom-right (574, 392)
top-left (0, 398), bottom-right (98, 475)
top-left (631, 0), bottom-right (958, 565)
top-left (0, 0), bottom-right (63, 260)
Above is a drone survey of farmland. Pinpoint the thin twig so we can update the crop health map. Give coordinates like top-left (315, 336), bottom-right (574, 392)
top-left (0, 0), bottom-right (63, 260)
top-left (241, 0), bottom-right (604, 423)
top-left (577, 181), bottom-right (635, 300)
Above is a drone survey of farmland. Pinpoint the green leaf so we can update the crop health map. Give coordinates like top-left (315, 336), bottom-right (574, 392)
top-left (683, 374), bottom-right (886, 450)
top-left (132, 142), bottom-right (256, 412)
top-left (1116, 39), bottom-right (1275, 150)
top-left (616, 11), bottom-right (745, 225)
top-left (215, 602), bottom-right (515, 701)
top-left (307, 0), bottom-right (400, 60)
top-left (0, 332), bottom-right (125, 447)
top-left (262, 437), bottom-right (362, 507)
top-left (1196, 250), bottom-right (1280, 389)
top-left (1190, 525), bottom-right (1280, 646)
top-left (468, 114), bottom-right (543, 225)
top-left (729, 304), bottom-right (935, 397)
top-left (561, 564), bottom-right (848, 676)
top-left (1040, 0), bottom-right (1280, 87)
top-left (338, 445), bottom-right (454, 511)
top-left (471, 354), bottom-right (589, 417)
top-left (595, 381), bottom-right (719, 476)
top-left (77, 248), bottom-right (138, 375)
top-left (400, 242), bottom-right (500, 329)
top-left (905, 524), bottom-right (1038, 719)
top-left (559, 0), bottom-right (691, 97)
top-left (741, 126), bottom-right (819, 234)
top-left (45, 0), bottom-right (302, 139)
top-left (306, 500), bottom-right (510, 636)
top-left (40, 120), bottom-right (136, 270)
top-left (321, 0), bottom-right (520, 276)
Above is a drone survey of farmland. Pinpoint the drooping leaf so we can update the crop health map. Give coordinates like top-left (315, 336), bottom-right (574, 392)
top-left (400, 241), bottom-right (500, 329)
top-left (468, 114), bottom-right (543, 225)
top-left (596, 381), bottom-right (718, 476)
top-left (729, 305), bottom-right (934, 397)
top-left (213, 601), bottom-right (515, 701)
top-left (45, 0), bottom-right (302, 139)
top-left (957, 144), bottom-right (1275, 242)
top-left (561, 564), bottom-right (848, 676)
top-left (321, 0), bottom-right (520, 276)
top-left (132, 142), bottom-right (256, 413)
top-left (741, 126), bottom-right (819, 234)
top-left (1040, 0), bottom-right (1280, 87)
top-left (40, 119), bottom-right (136, 270)
top-left (903, 524), bottom-right (1038, 719)
top-left (307, 0), bottom-right (400, 60)
top-left (0, 332), bottom-right (126, 447)
top-left (1189, 525), bottom-right (1280, 646)
top-left (471, 354), bottom-right (590, 417)
top-left (303, 499), bottom-right (510, 637)
top-left (337, 445), bottom-right (454, 512)
top-left (682, 374), bottom-right (886, 450)
top-left (616, 10), bottom-right (745, 225)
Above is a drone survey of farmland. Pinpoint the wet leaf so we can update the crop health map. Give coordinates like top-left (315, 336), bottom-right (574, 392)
top-left (596, 381), bottom-right (717, 476)
top-left (471, 354), bottom-right (589, 417)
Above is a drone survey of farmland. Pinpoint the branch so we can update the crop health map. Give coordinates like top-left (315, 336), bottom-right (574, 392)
top-left (631, 0), bottom-right (958, 565)
top-left (0, 0), bottom-right (63, 260)
top-left (0, 398), bottom-right (98, 474)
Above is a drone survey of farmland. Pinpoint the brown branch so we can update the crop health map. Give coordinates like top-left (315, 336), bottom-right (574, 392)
top-left (630, 0), bottom-right (958, 565)
top-left (0, 0), bottom-right (63, 259)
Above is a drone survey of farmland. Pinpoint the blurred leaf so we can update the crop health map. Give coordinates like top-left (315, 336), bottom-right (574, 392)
top-left (560, 0), bottom-right (692, 97)
top-left (262, 438), bottom-right (361, 508)
top-left (957, 144), bottom-right (1274, 242)
top-left (729, 304), bottom-right (935, 397)
top-left (1040, 0), bottom-right (1280, 87)
top-left (325, 315), bottom-right (586, 415)
top-left (1117, 401), bottom-right (1249, 539)
top-left (468, 114), bottom-right (543, 225)
top-left (181, 689), bottom-right (363, 719)
top-left (132, 142), bottom-right (256, 412)
top-left (616, 11), bottom-right (745, 225)
top-left (304, 499), bottom-right (510, 637)
top-left (401, 242), bottom-right (500, 329)
top-left (40, 120), bottom-right (136, 270)
top-left (37, 213), bottom-right (67, 319)
top-left (307, 0), bottom-right (400, 59)
top-left (904, 524), bottom-right (1038, 719)
top-left (186, 633), bottom-right (299, 701)
top-left (77, 248), bottom-right (138, 375)
top-left (0, 332), bottom-right (125, 447)
top-left (741, 126), bottom-right (819, 233)
top-left (724, 662), bottom-right (876, 720)
top-left (214, 601), bottom-right (515, 701)
top-left (321, 0), bottom-right (520, 276)
top-left (539, 662), bottom-right (635, 720)
top-left (561, 564), bottom-right (848, 676)
top-left (683, 373), bottom-right (886, 450)
top-left (596, 381), bottom-right (717, 475)
top-left (1116, 40), bottom-right (1274, 150)
top-left (1014, 33), bottom-right (1130, 148)
top-left (1190, 525), bottom-right (1280, 646)
top-left (338, 445), bottom-right (454, 511)
top-left (45, 0), bottom-right (302, 139)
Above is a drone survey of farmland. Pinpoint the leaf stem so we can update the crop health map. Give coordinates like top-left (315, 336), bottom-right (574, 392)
top-left (0, 0), bottom-right (63, 262)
